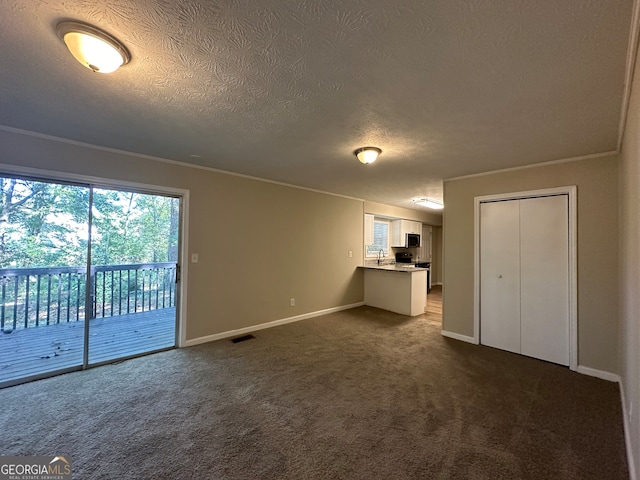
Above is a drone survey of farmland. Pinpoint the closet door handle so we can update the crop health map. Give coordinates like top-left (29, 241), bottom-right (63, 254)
top-left (497, 274), bottom-right (503, 278)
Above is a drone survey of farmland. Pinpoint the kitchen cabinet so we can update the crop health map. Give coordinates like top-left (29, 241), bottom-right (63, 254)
top-left (361, 266), bottom-right (427, 316)
top-left (391, 220), bottom-right (422, 246)
top-left (364, 214), bottom-right (374, 246)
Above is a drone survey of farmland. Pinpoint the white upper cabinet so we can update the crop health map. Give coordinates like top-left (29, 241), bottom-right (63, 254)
top-left (391, 220), bottom-right (422, 246)
top-left (407, 221), bottom-right (422, 235)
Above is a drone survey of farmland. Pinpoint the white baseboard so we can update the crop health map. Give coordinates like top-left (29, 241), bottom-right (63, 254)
top-left (620, 380), bottom-right (638, 480)
top-left (433, 282), bottom-right (443, 286)
top-left (576, 365), bottom-right (620, 383)
top-left (183, 302), bottom-right (365, 347)
top-left (440, 329), bottom-right (478, 344)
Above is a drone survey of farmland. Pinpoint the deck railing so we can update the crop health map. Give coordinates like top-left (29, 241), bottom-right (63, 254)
top-left (0, 262), bottom-right (176, 332)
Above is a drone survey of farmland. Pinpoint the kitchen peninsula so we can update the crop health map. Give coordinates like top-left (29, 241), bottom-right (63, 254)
top-left (360, 265), bottom-right (428, 316)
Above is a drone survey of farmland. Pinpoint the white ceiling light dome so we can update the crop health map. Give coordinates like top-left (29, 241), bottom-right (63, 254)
top-left (354, 147), bottom-right (382, 165)
top-left (57, 21), bottom-right (131, 74)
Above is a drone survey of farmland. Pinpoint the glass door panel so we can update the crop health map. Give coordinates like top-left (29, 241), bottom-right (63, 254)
top-left (0, 177), bottom-right (89, 386)
top-left (87, 188), bottom-right (178, 364)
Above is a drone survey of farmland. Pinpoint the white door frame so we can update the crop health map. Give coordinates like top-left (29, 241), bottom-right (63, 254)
top-left (473, 186), bottom-right (577, 371)
top-left (0, 162), bottom-right (190, 349)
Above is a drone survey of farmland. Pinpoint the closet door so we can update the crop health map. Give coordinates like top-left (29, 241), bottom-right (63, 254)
top-left (519, 196), bottom-right (569, 365)
top-left (480, 200), bottom-right (521, 354)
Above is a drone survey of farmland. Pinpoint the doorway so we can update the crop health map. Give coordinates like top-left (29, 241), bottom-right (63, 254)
top-left (473, 186), bottom-right (577, 370)
top-left (0, 175), bottom-right (182, 387)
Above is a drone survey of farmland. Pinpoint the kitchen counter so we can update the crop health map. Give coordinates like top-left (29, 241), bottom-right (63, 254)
top-left (360, 264), bottom-right (429, 273)
top-left (359, 265), bottom-right (427, 316)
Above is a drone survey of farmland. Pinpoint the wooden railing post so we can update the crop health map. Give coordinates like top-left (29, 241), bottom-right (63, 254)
top-left (89, 266), bottom-right (96, 320)
top-left (0, 277), bottom-right (5, 332)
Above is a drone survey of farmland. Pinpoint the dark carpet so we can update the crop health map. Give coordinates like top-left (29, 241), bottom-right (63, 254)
top-left (0, 306), bottom-right (629, 479)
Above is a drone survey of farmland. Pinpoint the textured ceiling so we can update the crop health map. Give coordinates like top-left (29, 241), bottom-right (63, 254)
top-left (0, 0), bottom-right (634, 211)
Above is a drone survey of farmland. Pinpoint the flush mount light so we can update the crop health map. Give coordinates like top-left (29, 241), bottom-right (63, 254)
top-left (57, 21), bottom-right (131, 73)
top-left (354, 146), bottom-right (382, 165)
top-left (412, 197), bottom-right (444, 210)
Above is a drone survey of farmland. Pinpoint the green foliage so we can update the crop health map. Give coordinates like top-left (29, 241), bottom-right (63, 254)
top-left (0, 178), bottom-right (179, 268)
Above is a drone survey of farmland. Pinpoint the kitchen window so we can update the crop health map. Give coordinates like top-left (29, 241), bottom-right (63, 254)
top-left (366, 219), bottom-right (390, 257)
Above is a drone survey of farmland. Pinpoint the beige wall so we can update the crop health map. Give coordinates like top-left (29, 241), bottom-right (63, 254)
top-left (443, 155), bottom-right (619, 373)
top-left (619, 32), bottom-right (640, 478)
top-left (364, 200), bottom-right (442, 226)
top-left (431, 226), bottom-right (443, 284)
top-left (0, 129), bottom-right (365, 342)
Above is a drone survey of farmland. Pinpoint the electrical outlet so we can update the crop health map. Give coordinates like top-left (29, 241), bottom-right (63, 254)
top-left (348, 250), bottom-right (353, 258)
top-left (290, 298), bottom-right (295, 307)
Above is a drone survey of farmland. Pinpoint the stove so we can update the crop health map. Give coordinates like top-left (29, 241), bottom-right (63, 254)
top-left (395, 252), bottom-right (413, 264)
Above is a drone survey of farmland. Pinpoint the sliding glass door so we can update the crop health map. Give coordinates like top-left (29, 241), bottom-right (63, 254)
top-left (87, 188), bottom-right (178, 365)
top-left (0, 177), bottom-right (89, 385)
top-left (0, 175), bottom-right (180, 387)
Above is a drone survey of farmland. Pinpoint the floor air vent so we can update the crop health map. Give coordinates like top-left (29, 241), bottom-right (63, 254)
top-left (231, 334), bottom-right (255, 344)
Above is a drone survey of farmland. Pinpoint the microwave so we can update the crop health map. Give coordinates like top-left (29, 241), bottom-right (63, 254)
top-left (406, 233), bottom-right (420, 248)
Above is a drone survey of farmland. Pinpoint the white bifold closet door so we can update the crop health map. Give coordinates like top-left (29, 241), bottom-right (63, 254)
top-left (480, 200), bottom-right (521, 355)
top-left (480, 195), bottom-right (569, 366)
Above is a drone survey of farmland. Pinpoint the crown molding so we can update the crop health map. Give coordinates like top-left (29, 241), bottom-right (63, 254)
top-left (617, 0), bottom-right (640, 151)
top-left (444, 150), bottom-right (617, 182)
top-left (0, 125), bottom-right (364, 203)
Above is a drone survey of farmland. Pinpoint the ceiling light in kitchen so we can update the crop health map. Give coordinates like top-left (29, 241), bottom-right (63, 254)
top-left (354, 147), bottom-right (382, 165)
top-left (57, 21), bottom-right (131, 73)
top-left (412, 197), bottom-right (444, 209)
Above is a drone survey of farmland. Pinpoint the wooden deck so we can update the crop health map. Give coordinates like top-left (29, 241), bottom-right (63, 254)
top-left (0, 307), bottom-right (176, 386)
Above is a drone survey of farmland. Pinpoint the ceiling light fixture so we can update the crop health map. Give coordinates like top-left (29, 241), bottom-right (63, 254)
top-left (412, 197), bottom-right (444, 210)
top-left (57, 21), bottom-right (131, 73)
top-left (354, 146), bottom-right (382, 165)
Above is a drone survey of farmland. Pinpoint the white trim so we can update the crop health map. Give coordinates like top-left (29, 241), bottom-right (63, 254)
top-left (567, 188), bottom-right (578, 371)
top-left (0, 162), bottom-right (187, 197)
top-left (445, 151), bottom-right (617, 182)
top-left (176, 192), bottom-right (189, 348)
top-left (440, 330), bottom-right (478, 344)
top-left (576, 366), bottom-right (620, 383)
top-left (473, 186), bottom-right (578, 371)
top-left (0, 161), bottom-right (190, 352)
top-left (472, 198), bottom-right (482, 345)
top-left (182, 302), bottom-right (365, 347)
top-left (0, 125), bottom-right (364, 203)
top-left (620, 380), bottom-right (638, 480)
top-left (618, 0), bottom-right (640, 151)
